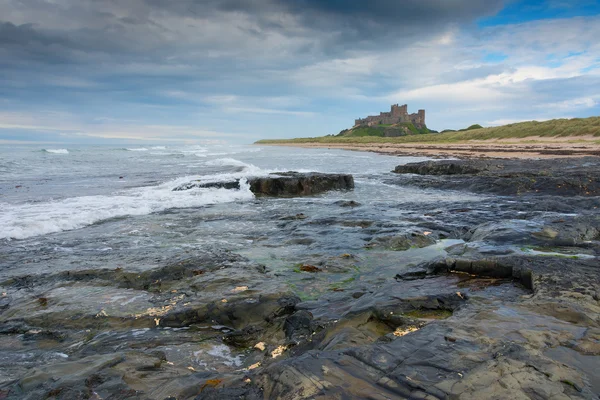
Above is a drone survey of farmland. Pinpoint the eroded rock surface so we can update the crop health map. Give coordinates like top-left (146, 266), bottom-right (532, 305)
top-left (2, 157), bottom-right (599, 399)
top-left (393, 157), bottom-right (600, 196)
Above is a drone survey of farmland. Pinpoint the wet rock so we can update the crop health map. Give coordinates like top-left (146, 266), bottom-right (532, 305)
top-left (283, 311), bottom-right (314, 344)
top-left (0, 294), bottom-right (11, 311)
top-left (237, 253), bottom-right (600, 399)
top-left (173, 172), bottom-right (354, 197)
top-left (223, 325), bottom-right (267, 348)
top-left (174, 180), bottom-right (241, 191)
top-left (464, 216), bottom-right (600, 248)
top-left (18, 353), bottom-right (125, 392)
top-left (394, 160), bottom-right (486, 175)
top-left (249, 172), bottom-right (354, 197)
top-left (366, 232), bottom-right (436, 251)
top-left (334, 200), bottom-right (361, 207)
top-left (284, 238), bottom-right (315, 245)
top-left (299, 264), bottom-right (321, 273)
top-left (392, 157), bottom-right (600, 196)
top-left (339, 220), bottom-right (373, 228)
top-left (395, 257), bottom-right (452, 281)
top-left (279, 213), bottom-right (308, 220)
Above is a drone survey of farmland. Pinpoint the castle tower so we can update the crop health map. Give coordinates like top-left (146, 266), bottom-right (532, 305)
top-left (418, 109), bottom-right (425, 125)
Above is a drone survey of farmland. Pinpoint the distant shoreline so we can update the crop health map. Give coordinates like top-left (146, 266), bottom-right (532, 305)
top-left (257, 136), bottom-right (600, 159)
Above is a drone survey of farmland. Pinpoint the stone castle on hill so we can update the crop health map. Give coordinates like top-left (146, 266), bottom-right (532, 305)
top-left (354, 104), bottom-right (425, 127)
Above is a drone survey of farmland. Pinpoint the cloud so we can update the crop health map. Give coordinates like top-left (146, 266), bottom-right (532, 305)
top-left (0, 0), bottom-right (505, 67)
top-left (0, 110), bottom-right (246, 142)
top-left (0, 0), bottom-right (599, 140)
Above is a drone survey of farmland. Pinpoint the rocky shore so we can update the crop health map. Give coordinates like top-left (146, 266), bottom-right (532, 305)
top-left (174, 172), bottom-right (355, 197)
top-left (1, 160), bottom-right (599, 399)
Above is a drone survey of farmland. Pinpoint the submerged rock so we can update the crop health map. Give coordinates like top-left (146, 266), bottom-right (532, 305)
top-left (173, 172), bottom-right (354, 197)
top-left (334, 200), bottom-right (361, 207)
top-left (365, 232), bottom-right (436, 251)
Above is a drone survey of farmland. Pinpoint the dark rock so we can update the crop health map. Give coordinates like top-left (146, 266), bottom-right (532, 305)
top-left (223, 325), bottom-right (266, 348)
top-left (395, 257), bottom-right (451, 281)
top-left (173, 172), bottom-right (354, 197)
top-left (283, 311), bottom-right (314, 344)
top-left (464, 215), bottom-right (600, 248)
top-left (392, 157), bottom-right (600, 196)
top-left (334, 200), bottom-right (361, 207)
top-left (279, 213), bottom-right (308, 220)
top-left (284, 238), bottom-right (315, 245)
top-left (174, 180), bottom-right (242, 191)
top-left (339, 220), bottom-right (373, 228)
top-left (366, 232), bottom-right (436, 250)
top-left (249, 172), bottom-right (354, 197)
top-left (394, 160), bottom-right (486, 175)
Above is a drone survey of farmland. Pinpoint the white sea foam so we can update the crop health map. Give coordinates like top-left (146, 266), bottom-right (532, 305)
top-left (126, 147), bottom-right (149, 152)
top-left (205, 158), bottom-right (251, 168)
top-left (180, 145), bottom-right (208, 153)
top-left (0, 177), bottom-right (254, 240)
top-left (204, 148), bottom-right (262, 157)
top-left (150, 146), bottom-right (166, 150)
top-left (200, 158), bottom-right (268, 182)
top-left (43, 149), bottom-right (69, 154)
top-left (242, 147), bottom-right (262, 153)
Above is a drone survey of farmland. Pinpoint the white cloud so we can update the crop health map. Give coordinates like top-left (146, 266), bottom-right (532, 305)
top-left (539, 97), bottom-right (597, 111)
top-left (223, 107), bottom-right (315, 117)
top-left (0, 110), bottom-right (245, 141)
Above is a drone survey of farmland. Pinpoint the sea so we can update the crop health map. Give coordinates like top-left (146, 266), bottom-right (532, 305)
top-left (0, 143), bottom-right (491, 282)
top-left (0, 143), bottom-right (500, 388)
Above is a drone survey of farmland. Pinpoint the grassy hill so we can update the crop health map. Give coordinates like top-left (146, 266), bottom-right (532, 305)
top-left (338, 122), bottom-right (431, 137)
top-left (256, 117), bottom-right (600, 145)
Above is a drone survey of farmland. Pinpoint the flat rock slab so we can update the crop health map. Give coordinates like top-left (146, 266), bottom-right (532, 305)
top-left (174, 172), bottom-right (354, 197)
top-left (392, 157), bottom-right (600, 196)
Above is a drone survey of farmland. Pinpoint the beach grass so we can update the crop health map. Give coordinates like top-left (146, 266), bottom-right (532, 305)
top-left (256, 116), bottom-right (600, 145)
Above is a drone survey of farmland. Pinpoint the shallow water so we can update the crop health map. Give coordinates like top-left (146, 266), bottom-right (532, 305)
top-left (0, 144), bottom-right (475, 277)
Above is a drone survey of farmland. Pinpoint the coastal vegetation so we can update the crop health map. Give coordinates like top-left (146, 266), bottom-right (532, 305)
top-left (336, 122), bottom-right (431, 137)
top-left (256, 116), bottom-right (600, 144)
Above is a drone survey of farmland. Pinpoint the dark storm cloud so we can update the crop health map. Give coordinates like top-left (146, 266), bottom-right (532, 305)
top-left (141, 0), bottom-right (506, 51)
top-left (0, 22), bottom-right (64, 46)
top-left (0, 0), bottom-right (506, 67)
top-left (144, 0), bottom-right (504, 25)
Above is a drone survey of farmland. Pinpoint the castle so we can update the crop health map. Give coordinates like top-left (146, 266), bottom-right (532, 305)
top-left (354, 104), bottom-right (425, 127)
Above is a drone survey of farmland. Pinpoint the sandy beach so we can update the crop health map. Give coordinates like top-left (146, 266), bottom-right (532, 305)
top-left (261, 136), bottom-right (600, 159)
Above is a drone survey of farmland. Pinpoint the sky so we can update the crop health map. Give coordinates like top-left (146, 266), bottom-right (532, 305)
top-left (1, 0), bottom-right (599, 144)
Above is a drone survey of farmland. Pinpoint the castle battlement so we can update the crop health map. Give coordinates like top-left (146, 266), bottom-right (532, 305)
top-left (354, 104), bottom-right (425, 127)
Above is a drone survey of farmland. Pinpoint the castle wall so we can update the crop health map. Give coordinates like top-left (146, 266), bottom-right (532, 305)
top-left (354, 104), bottom-right (425, 127)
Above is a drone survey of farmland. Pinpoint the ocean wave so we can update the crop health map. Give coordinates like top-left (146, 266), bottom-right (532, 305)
top-left (43, 149), bottom-right (69, 154)
top-left (180, 145), bottom-right (208, 154)
top-left (126, 147), bottom-right (149, 152)
top-left (242, 147), bottom-right (262, 153)
top-left (0, 177), bottom-right (254, 240)
top-left (150, 146), bottom-right (167, 150)
top-left (204, 158), bottom-right (252, 168)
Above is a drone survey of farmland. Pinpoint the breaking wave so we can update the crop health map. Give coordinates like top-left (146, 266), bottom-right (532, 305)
top-left (43, 149), bottom-right (69, 154)
top-left (0, 177), bottom-right (254, 240)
